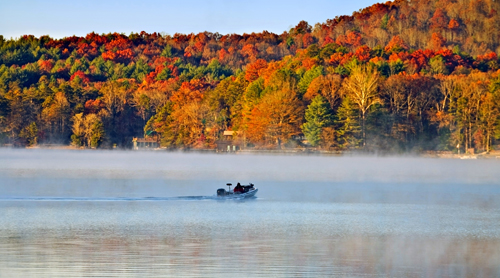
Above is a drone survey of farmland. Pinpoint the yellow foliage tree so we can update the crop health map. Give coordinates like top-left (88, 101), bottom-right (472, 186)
top-left (342, 64), bottom-right (380, 147)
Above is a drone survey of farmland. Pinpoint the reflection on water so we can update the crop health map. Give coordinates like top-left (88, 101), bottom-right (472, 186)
top-left (0, 149), bottom-right (500, 277)
top-left (2, 201), bottom-right (500, 277)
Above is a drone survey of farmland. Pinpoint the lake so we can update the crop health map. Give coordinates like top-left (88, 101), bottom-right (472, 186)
top-left (0, 149), bottom-right (499, 277)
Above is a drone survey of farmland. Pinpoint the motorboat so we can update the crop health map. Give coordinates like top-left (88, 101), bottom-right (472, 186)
top-left (217, 183), bottom-right (258, 198)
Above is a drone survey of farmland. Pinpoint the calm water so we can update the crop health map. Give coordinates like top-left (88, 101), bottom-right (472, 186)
top-left (1, 149), bottom-right (500, 277)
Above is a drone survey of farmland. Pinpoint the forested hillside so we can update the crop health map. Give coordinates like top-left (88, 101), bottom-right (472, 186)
top-left (1, 0), bottom-right (500, 152)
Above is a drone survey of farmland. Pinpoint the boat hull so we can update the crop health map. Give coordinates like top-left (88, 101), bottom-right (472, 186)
top-left (217, 188), bottom-right (258, 198)
top-left (239, 188), bottom-right (258, 198)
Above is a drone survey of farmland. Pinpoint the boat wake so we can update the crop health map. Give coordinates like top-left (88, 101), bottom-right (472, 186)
top-left (0, 195), bottom-right (257, 202)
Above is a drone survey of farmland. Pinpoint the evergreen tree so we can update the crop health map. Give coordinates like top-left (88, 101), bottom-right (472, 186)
top-left (336, 96), bottom-right (361, 149)
top-left (20, 122), bottom-right (38, 146)
top-left (90, 119), bottom-right (105, 148)
top-left (301, 95), bottom-right (332, 147)
top-left (297, 66), bottom-right (323, 96)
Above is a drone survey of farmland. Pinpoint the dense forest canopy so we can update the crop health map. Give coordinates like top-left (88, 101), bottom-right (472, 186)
top-left (1, 0), bottom-right (500, 152)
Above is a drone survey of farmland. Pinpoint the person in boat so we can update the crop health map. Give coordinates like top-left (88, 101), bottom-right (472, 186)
top-left (242, 183), bottom-right (254, 193)
top-left (234, 182), bottom-right (244, 193)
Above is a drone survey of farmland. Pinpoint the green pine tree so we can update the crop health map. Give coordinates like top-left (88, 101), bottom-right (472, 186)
top-left (90, 120), bottom-right (105, 148)
top-left (297, 66), bottom-right (323, 96)
top-left (301, 95), bottom-right (332, 147)
top-left (336, 96), bottom-right (361, 149)
top-left (19, 122), bottom-right (38, 146)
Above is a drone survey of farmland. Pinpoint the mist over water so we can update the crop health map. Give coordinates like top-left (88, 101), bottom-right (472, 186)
top-left (1, 149), bottom-right (499, 277)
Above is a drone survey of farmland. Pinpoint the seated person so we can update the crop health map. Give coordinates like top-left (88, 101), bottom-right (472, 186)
top-left (234, 182), bottom-right (244, 193)
top-left (242, 183), bottom-right (254, 193)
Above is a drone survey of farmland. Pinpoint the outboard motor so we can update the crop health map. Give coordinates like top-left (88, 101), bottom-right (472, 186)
top-left (217, 188), bottom-right (227, 196)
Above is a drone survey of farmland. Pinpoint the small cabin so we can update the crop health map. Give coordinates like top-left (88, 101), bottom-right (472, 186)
top-left (133, 136), bottom-right (159, 150)
top-left (216, 140), bottom-right (241, 152)
top-left (215, 130), bottom-right (242, 152)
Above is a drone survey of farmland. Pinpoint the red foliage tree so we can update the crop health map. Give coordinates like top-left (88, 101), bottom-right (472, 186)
top-left (302, 57), bottom-right (319, 70)
top-left (302, 33), bottom-right (315, 48)
top-left (336, 31), bottom-right (362, 48)
top-left (218, 48), bottom-right (228, 61)
top-left (70, 71), bottom-right (90, 83)
top-left (245, 59), bottom-right (268, 82)
top-left (448, 19), bottom-right (460, 30)
top-left (241, 44), bottom-right (258, 62)
top-left (329, 52), bottom-right (354, 66)
top-left (102, 49), bottom-right (134, 63)
top-left (116, 49), bottom-right (134, 63)
top-left (409, 49), bottom-right (435, 71)
top-left (430, 33), bottom-right (447, 50)
top-left (84, 99), bottom-right (105, 114)
top-left (102, 51), bottom-right (116, 61)
top-left (384, 36), bottom-right (409, 53)
top-left (38, 59), bottom-right (53, 72)
top-left (388, 52), bottom-right (409, 63)
top-left (430, 8), bottom-right (449, 30)
top-left (170, 79), bottom-right (208, 108)
top-left (477, 52), bottom-right (498, 62)
top-left (85, 32), bottom-right (108, 45)
top-left (322, 37), bottom-right (335, 46)
top-left (105, 37), bottom-right (131, 51)
top-left (354, 45), bottom-right (371, 62)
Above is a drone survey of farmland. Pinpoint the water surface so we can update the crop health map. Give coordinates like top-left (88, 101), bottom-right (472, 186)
top-left (1, 149), bottom-right (499, 277)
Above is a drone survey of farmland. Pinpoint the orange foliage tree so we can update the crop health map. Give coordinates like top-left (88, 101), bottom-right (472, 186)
top-left (245, 59), bottom-right (268, 82)
top-left (246, 89), bottom-right (303, 148)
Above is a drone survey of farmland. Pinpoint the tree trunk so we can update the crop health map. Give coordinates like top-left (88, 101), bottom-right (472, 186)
top-left (469, 121), bottom-right (472, 152)
top-left (486, 132), bottom-right (490, 153)
top-left (362, 111), bottom-right (366, 148)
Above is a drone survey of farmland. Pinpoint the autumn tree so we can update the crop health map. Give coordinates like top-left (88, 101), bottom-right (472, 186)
top-left (304, 74), bottom-right (343, 111)
top-left (454, 74), bottom-right (487, 152)
top-left (478, 91), bottom-right (499, 152)
top-left (131, 92), bottom-right (151, 125)
top-left (297, 66), bottom-right (323, 96)
top-left (41, 92), bottom-right (70, 142)
top-left (144, 102), bottom-right (174, 147)
top-left (83, 113), bottom-right (105, 148)
top-left (342, 64), bottom-right (380, 148)
top-left (2, 0), bottom-right (500, 152)
top-left (167, 101), bottom-right (208, 148)
top-left (71, 113), bottom-right (85, 146)
top-left (382, 74), bottom-right (413, 145)
top-left (246, 88), bottom-right (303, 148)
top-left (245, 59), bottom-right (268, 82)
top-left (430, 9), bottom-right (449, 31)
top-left (99, 81), bottom-right (134, 145)
top-left (384, 35), bottom-right (409, 54)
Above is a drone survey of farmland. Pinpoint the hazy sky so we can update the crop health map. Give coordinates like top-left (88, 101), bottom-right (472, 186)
top-left (1, 0), bottom-right (382, 39)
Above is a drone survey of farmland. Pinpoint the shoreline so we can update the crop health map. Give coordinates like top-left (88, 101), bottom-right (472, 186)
top-left (2, 145), bottom-right (500, 159)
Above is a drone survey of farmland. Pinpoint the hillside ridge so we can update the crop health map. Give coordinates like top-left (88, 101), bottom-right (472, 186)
top-left (1, 0), bottom-right (499, 153)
